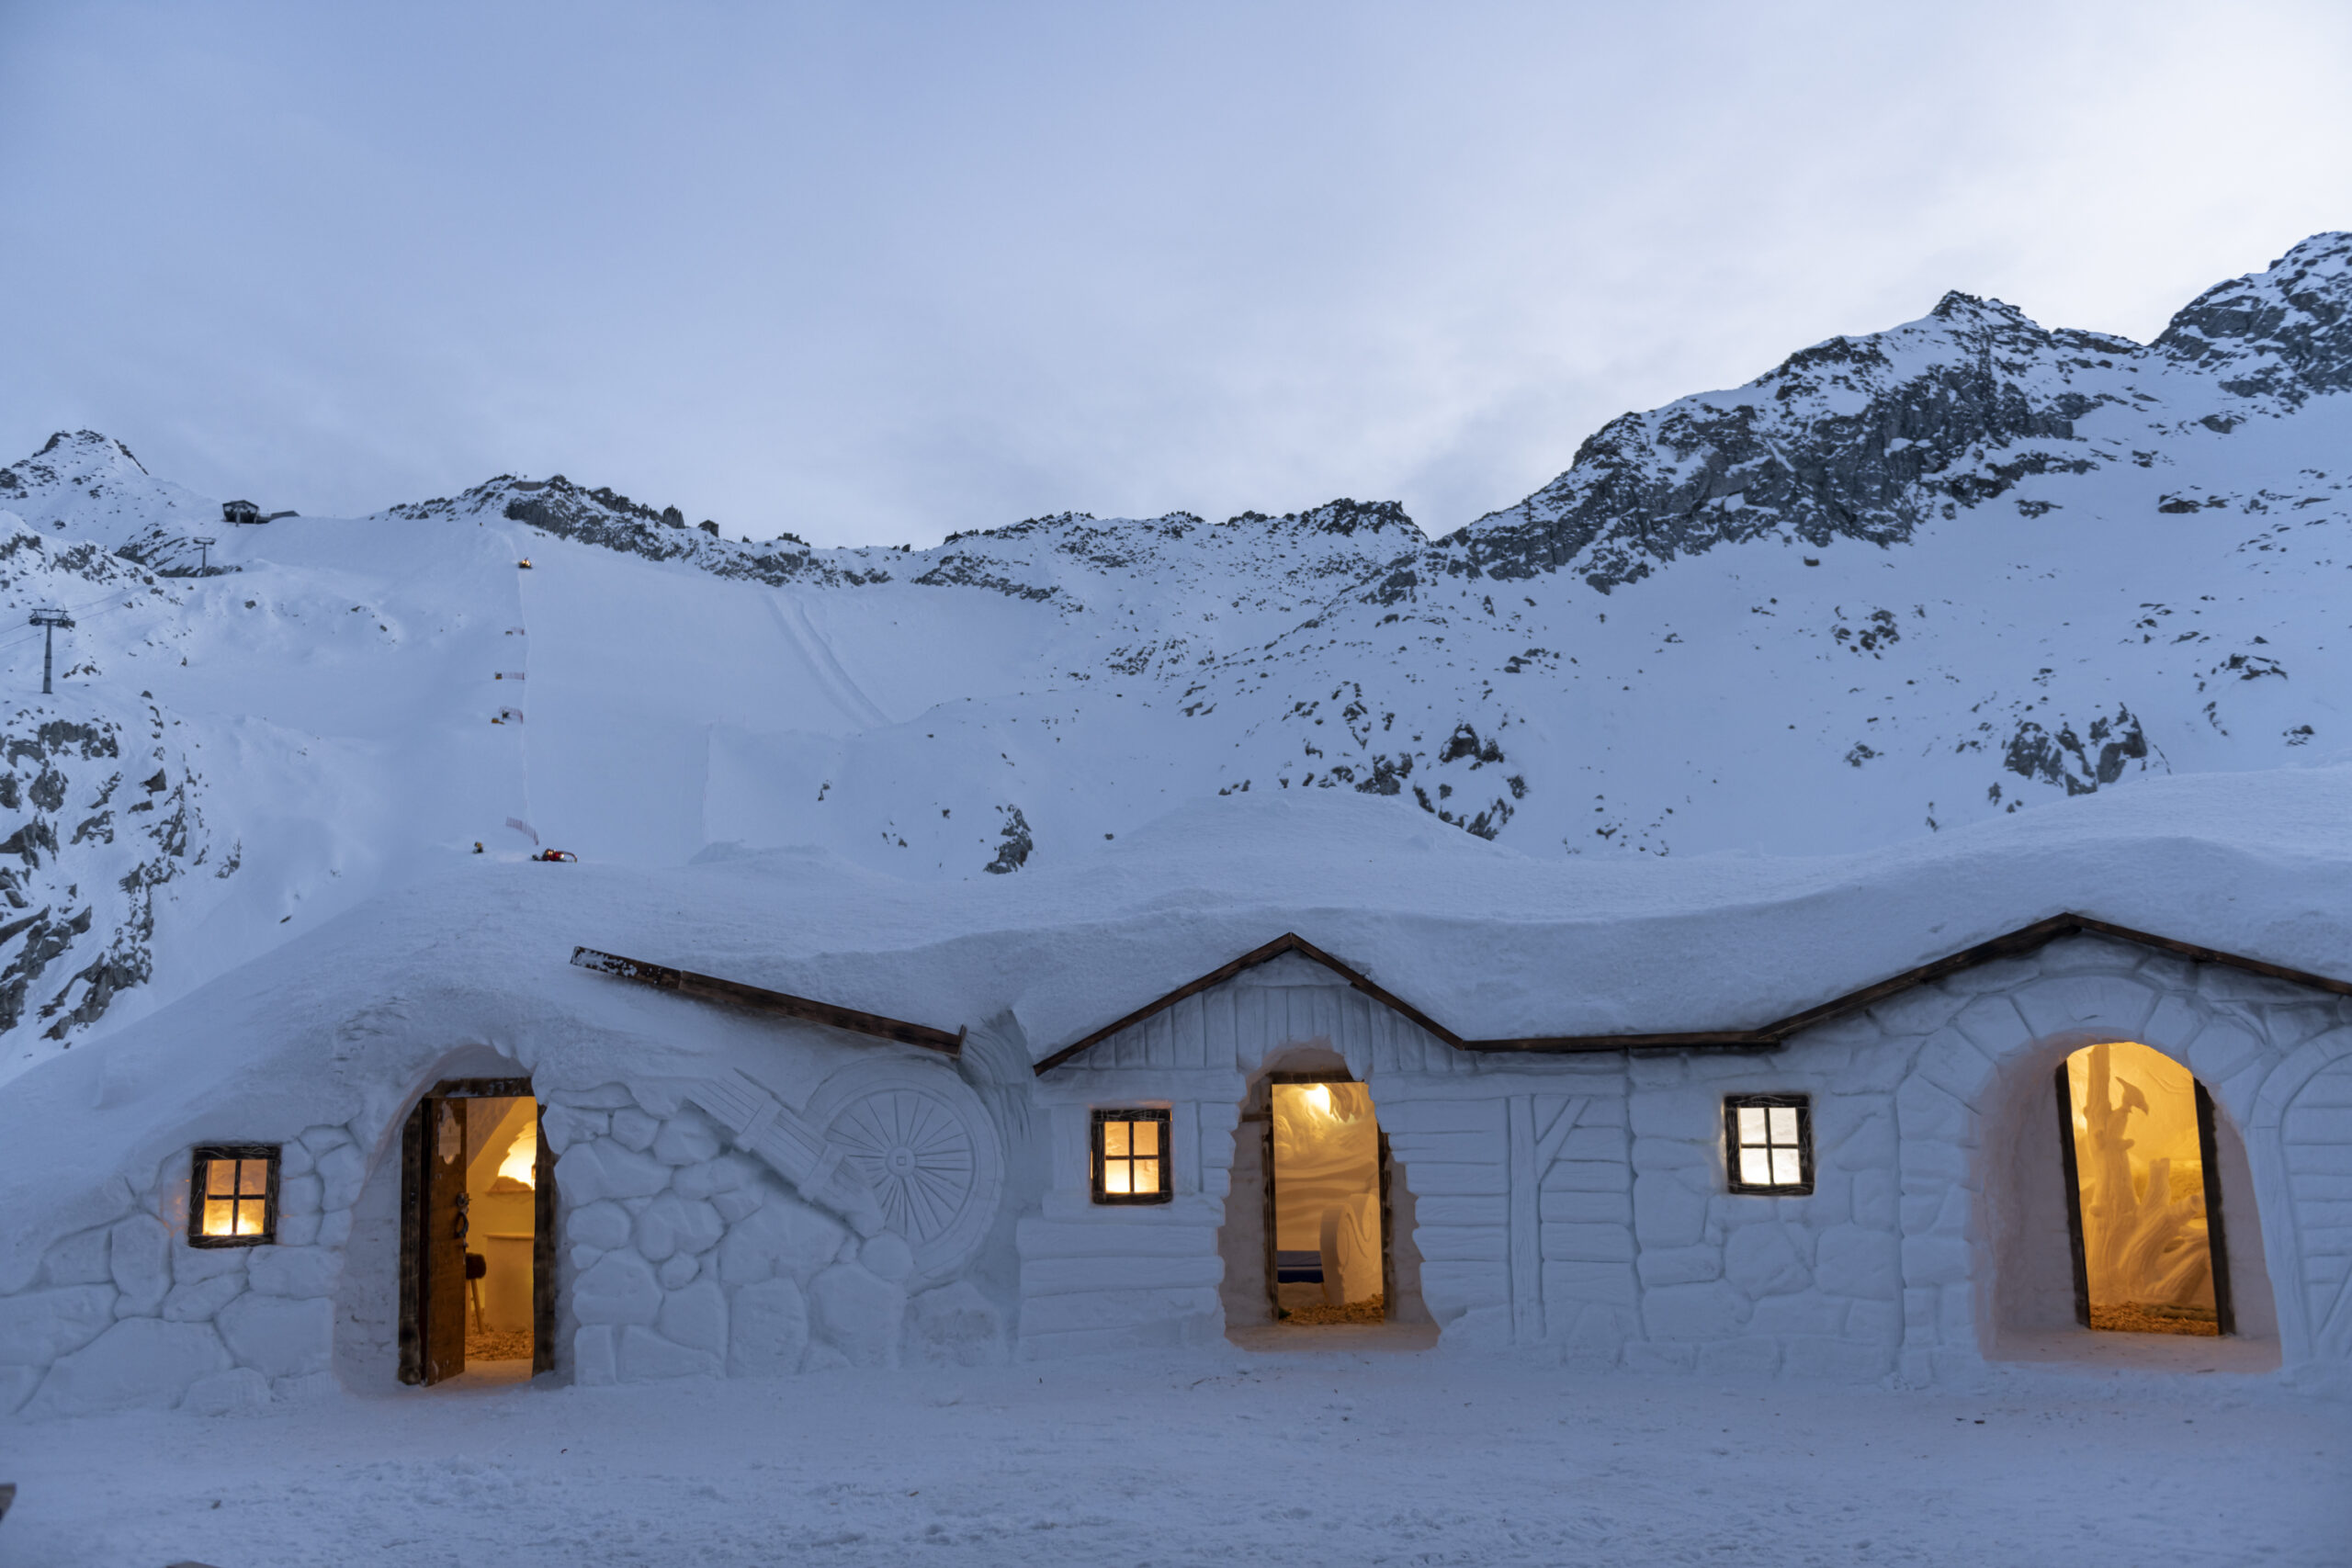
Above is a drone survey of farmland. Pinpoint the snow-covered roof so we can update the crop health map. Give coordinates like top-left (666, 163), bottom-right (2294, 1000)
top-left (1027, 911), bottom-right (2352, 1074)
top-left (6, 762), bottom-right (2352, 1291)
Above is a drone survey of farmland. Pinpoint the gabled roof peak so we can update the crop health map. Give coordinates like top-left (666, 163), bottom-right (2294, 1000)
top-left (1032, 914), bottom-right (2352, 1076)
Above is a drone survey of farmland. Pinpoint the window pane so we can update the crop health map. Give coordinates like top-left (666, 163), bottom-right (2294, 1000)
top-left (1132, 1119), bottom-right (1159, 1156)
top-left (206, 1159), bottom-right (236, 1197)
top-left (1104, 1159), bottom-right (1132, 1195)
top-left (1130, 1158), bottom-right (1159, 1194)
top-left (1772, 1147), bottom-right (1803, 1188)
top-left (1737, 1106), bottom-right (1769, 1145)
top-left (239, 1158), bottom-right (270, 1196)
top-left (1102, 1121), bottom-right (1130, 1158)
top-left (235, 1199), bottom-right (266, 1236)
top-left (1768, 1107), bottom-right (1798, 1146)
top-left (202, 1198), bottom-right (236, 1235)
top-left (1740, 1145), bottom-right (1777, 1185)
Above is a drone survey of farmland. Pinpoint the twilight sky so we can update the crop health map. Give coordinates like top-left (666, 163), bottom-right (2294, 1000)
top-left (4, 2), bottom-right (2348, 547)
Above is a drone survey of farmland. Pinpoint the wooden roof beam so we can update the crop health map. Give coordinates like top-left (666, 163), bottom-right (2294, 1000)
top-left (571, 946), bottom-right (964, 1056)
top-left (1032, 912), bottom-right (2352, 1074)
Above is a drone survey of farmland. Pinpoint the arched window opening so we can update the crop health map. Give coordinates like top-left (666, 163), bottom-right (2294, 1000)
top-left (2058, 1042), bottom-right (2234, 1337)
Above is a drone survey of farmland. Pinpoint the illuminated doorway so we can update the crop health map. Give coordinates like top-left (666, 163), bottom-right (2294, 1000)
top-left (399, 1078), bottom-right (555, 1384)
top-left (2057, 1042), bottom-right (2234, 1337)
top-left (1265, 1075), bottom-right (1391, 1325)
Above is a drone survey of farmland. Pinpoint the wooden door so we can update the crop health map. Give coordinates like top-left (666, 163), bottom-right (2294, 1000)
top-left (532, 1099), bottom-right (557, 1375)
top-left (2192, 1081), bottom-right (2237, 1337)
top-left (424, 1097), bottom-right (469, 1382)
top-left (1377, 1130), bottom-right (1395, 1320)
top-left (400, 1096), bottom-right (469, 1385)
top-left (2054, 1063), bottom-right (2237, 1337)
top-left (1261, 1114), bottom-right (1280, 1320)
top-left (2053, 1064), bottom-right (2092, 1328)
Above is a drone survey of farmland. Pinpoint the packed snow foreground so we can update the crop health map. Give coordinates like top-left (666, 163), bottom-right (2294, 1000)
top-left (3, 1348), bottom-right (2346, 1565)
top-left (0, 236), bottom-right (2349, 1561)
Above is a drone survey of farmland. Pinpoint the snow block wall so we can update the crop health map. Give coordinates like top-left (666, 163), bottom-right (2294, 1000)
top-left (5, 931), bottom-right (2352, 1413)
top-left (543, 1081), bottom-right (1010, 1382)
top-left (1025, 953), bottom-right (1603, 1356)
top-left (1, 1037), bottom-right (1018, 1413)
top-left (2, 1121), bottom-right (364, 1417)
top-left (1029, 937), bottom-right (2352, 1384)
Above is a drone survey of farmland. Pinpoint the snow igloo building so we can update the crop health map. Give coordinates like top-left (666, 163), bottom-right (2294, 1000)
top-left (3, 781), bottom-right (2351, 1416)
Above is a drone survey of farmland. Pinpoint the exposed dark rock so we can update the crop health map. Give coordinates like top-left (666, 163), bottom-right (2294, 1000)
top-left (2004, 705), bottom-right (2151, 795)
top-left (910, 557), bottom-right (1062, 602)
top-left (2156, 231), bottom-right (2352, 406)
top-left (1411, 293), bottom-right (2132, 594)
top-left (0, 705), bottom-right (216, 1043)
top-left (389, 474), bottom-right (885, 590)
top-left (982, 806), bottom-right (1033, 875)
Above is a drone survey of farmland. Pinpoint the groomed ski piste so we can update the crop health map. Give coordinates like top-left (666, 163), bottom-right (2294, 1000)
top-left (0, 235), bottom-right (2348, 1565)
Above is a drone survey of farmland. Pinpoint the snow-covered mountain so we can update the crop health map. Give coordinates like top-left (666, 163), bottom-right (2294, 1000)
top-left (0, 231), bottom-right (2346, 1076)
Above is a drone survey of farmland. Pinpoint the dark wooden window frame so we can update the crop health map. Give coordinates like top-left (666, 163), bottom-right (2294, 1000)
top-left (187, 1144), bottom-right (280, 1247)
top-left (1090, 1108), bottom-right (1173, 1205)
top-left (1723, 1094), bottom-right (1814, 1196)
top-left (399, 1078), bottom-right (558, 1385)
top-left (2052, 1060), bottom-right (2235, 1337)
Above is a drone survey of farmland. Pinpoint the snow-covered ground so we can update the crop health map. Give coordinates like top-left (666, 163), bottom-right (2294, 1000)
top-left (0, 1344), bottom-right (2343, 1566)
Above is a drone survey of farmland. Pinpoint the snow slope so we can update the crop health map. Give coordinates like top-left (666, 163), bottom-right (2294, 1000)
top-left (0, 233), bottom-right (2346, 1074)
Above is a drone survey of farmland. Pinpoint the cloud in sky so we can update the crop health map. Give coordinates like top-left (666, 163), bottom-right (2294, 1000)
top-left (3, 1), bottom-right (2348, 547)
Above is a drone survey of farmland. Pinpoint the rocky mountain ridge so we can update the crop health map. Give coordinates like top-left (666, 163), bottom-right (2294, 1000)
top-left (1424, 230), bottom-right (2352, 593)
top-left (0, 232), bottom-right (2344, 1067)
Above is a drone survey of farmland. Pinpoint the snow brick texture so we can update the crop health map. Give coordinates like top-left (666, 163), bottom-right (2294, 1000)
top-left (3, 935), bottom-right (2350, 1411)
top-left (1027, 937), bottom-right (2345, 1384)
top-left (544, 1086), bottom-right (1006, 1384)
top-left (2, 1122), bottom-right (361, 1416)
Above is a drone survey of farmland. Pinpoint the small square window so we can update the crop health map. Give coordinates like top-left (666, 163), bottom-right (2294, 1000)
top-left (1724, 1096), bottom-right (1812, 1195)
top-left (1091, 1110), bottom-right (1171, 1204)
top-left (188, 1145), bottom-right (280, 1246)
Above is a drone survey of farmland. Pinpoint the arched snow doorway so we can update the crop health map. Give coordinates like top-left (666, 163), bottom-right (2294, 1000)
top-left (396, 1076), bottom-right (556, 1386)
top-left (1269, 1074), bottom-right (1386, 1323)
top-left (1983, 1035), bottom-right (2278, 1366)
top-left (1218, 1049), bottom-right (1429, 1336)
top-left (2058, 1042), bottom-right (2232, 1336)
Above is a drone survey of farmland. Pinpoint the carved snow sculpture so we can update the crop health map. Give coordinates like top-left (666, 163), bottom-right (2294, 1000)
top-left (1272, 1081), bottom-right (1382, 1303)
top-left (2065, 1041), bottom-right (2220, 1335)
top-left (803, 1057), bottom-right (1005, 1287)
top-left (684, 1058), bottom-right (1003, 1288)
top-left (1317, 1193), bottom-right (1381, 1307)
top-left (683, 1069), bottom-right (886, 1238)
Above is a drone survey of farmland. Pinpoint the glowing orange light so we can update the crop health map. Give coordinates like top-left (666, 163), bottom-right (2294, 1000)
top-left (198, 1156), bottom-right (271, 1238)
top-left (497, 1119), bottom-right (538, 1189)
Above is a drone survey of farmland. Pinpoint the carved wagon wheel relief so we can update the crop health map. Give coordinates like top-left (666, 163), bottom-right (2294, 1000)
top-left (805, 1058), bottom-right (1004, 1283)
